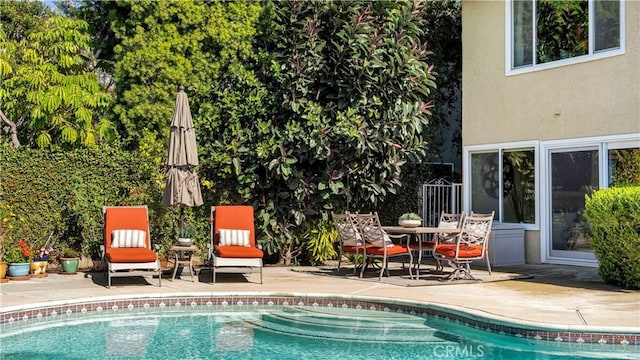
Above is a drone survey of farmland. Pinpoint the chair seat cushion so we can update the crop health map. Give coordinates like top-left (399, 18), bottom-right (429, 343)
top-left (106, 248), bottom-right (157, 263)
top-left (215, 245), bottom-right (264, 258)
top-left (434, 244), bottom-right (483, 258)
top-left (366, 245), bottom-right (410, 256)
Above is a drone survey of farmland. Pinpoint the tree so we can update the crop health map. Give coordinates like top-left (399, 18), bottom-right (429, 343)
top-left (204, 0), bottom-right (437, 264)
top-left (0, 2), bottom-right (112, 149)
top-left (107, 0), bottom-right (264, 159)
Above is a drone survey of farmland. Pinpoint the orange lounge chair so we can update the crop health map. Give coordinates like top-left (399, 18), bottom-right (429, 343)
top-left (102, 206), bottom-right (161, 288)
top-left (209, 205), bottom-right (263, 284)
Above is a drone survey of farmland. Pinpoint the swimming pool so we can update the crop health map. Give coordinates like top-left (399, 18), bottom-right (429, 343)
top-left (1, 295), bottom-right (637, 359)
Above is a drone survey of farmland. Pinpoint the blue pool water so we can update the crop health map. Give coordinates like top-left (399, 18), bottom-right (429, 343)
top-left (0, 307), bottom-right (635, 359)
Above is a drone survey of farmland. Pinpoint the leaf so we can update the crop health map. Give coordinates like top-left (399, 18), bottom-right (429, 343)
top-left (36, 133), bottom-right (51, 148)
top-left (232, 157), bottom-right (241, 175)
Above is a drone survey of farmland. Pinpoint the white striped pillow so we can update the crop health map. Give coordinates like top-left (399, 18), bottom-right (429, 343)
top-left (219, 229), bottom-right (251, 247)
top-left (336, 223), bottom-right (363, 246)
top-left (111, 229), bottom-right (147, 248)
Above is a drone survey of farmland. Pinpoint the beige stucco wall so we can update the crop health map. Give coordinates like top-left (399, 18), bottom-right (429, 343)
top-left (462, 0), bottom-right (640, 145)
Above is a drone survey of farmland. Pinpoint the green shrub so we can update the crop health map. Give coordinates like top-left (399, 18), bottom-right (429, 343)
top-left (584, 186), bottom-right (640, 290)
top-left (303, 220), bottom-right (338, 265)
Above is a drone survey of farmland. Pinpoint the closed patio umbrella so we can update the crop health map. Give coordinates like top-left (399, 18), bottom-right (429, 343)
top-left (162, 86), bottom-right (203, 229)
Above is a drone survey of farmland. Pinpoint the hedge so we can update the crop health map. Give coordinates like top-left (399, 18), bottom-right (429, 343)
top-left (0, 143), bottom-right (191, 260)
top-left (584, 186), bottom-right (640, 290)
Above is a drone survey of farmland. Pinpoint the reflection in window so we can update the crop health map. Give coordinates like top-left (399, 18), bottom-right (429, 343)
top-left (513, 0), bottom-right (534, 67)
top-left (503, 150), bottom-right (535, 223)
top-left (536, 0), bottom-right (588, 64)
top-left (595, 0), bottom-right (621, 51)
top-left (471, 152), bottom-right (500, 216)
top-left (550, 150), bottom-right (599, 252)
top-left (609, 148), bottom-right (640, 186)
top-left (471, 149), bottom-right (536, 223)
top-left (510, 0), bottom-right (621, 69)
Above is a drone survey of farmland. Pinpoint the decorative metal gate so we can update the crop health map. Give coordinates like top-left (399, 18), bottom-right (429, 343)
top-left (421, 178), bottom-right (462, 227)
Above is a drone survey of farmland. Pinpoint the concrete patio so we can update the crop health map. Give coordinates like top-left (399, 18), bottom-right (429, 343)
top-left (1, 263), bottom-right (638, 332)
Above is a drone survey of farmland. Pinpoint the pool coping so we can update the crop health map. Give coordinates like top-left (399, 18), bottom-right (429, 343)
top-left (1, 292), bottom-right (639, 346)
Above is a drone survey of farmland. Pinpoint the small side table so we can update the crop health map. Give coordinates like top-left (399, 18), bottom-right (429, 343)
top-left (170, 245), bottom-right (199, 282)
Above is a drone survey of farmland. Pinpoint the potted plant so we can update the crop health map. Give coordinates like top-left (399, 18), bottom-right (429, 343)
top-left (59, 247), bottom-right (80, 274)
top-left (3, 240), bottom-right (32, 278)
top-left (398, 213), bottom-right (422, 228)
top-left (177, 226), bottom-right (194, 246)
top-left (157, 244), bottom-right (170, 269)
top-left (30, 242), bottom-right (53, 276)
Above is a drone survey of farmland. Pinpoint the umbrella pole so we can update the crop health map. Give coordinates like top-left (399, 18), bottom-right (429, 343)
top-left (179, 207), bottom-right (185, 230)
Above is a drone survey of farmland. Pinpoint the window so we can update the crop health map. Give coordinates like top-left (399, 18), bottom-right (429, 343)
top-left (540, 135), bottom-right (638, 265)
top-left (509, 0), bottom-right (623, 72)
top-left (608, 147), bottom-right (640, 186)
top-left (470, 148), bottom-right (536, 224)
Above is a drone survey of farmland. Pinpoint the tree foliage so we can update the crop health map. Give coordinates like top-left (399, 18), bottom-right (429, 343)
top-left (16, 0), bottom-right (459, 265)
top-left (106, 0), bottom-right (263, 159)
top-left (202, 0), bottom-right (436, 263)
top-left (0, 1), bottom-right (112, 149)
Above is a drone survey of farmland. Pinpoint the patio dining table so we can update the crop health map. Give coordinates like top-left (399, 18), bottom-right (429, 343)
top-left (382, 226), bottom-right (461, 280)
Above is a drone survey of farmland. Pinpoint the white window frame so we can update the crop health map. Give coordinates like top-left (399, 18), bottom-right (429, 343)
top-left (463, 140), bottom-right (540, 231)
top-left (505, 0), bottom-right (626, 76)
top-left (539, 133), bottom-right (640, 266)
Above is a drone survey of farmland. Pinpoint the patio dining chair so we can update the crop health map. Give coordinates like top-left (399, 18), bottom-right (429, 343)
top-left (433, 212), bottom-right (494, 281)
top-left (354, 212), bottom-right (413, 280)
top-left (331, 212), bottom-right (372, 274)
top-left (430, 212), bottom-right (465, 271)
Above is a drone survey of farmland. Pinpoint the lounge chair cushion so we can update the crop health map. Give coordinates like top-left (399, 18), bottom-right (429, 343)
top-left (434, 244), bottom-right (483, 258)
top-left (106, 247), bottom-right (158, 263)
top-left (213, 206), bottom-right (257, 247)
top-left (111, 229), bottom-right (147, 248)
top-left (219, 229), bottom-right (251, 247)
top-left (215, 245), bottom-right (264, 259)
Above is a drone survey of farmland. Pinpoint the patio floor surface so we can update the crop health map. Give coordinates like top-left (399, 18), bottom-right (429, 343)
top-left (1, 262), bottom-right (638, 331)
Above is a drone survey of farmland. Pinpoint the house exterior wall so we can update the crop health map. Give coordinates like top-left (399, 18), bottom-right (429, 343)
top-left (462, 0), bottom-right (640, 146)
top-left (461, 0), bottom-right (639, 265)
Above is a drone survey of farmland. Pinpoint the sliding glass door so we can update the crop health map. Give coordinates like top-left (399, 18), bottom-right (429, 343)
top-left (548, 148), bottom-right (598, 261)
